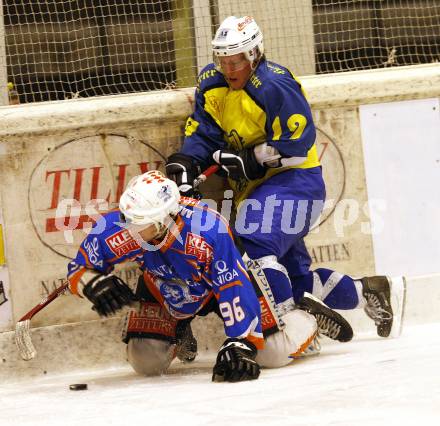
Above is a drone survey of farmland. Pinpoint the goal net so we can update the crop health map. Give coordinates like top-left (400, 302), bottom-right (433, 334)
top-left (2, 0), bottom-right (439, 104)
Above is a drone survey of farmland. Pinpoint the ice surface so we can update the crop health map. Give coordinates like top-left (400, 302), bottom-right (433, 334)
top-left (1, 323), bottom-right (439, 426)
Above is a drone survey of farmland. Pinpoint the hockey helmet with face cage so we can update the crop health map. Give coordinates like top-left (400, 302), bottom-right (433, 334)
top-left (119, 170), bottom-right (180, 231)
top-left (212, 16), bottom-right (264, 70)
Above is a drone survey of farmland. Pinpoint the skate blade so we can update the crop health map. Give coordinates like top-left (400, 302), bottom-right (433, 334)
top-left (389, 276), bottom-right (407, 338)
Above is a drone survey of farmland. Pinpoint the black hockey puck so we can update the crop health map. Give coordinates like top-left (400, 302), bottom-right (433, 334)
top-left (69, 383), bottom-right (88, 391)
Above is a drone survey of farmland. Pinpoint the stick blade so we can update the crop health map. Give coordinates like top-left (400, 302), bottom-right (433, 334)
top-left (15, 320), bottom-right (37, 360)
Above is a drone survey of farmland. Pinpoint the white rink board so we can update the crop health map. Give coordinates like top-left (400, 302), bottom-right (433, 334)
top-left (360, 98), bottom-right (440, 276)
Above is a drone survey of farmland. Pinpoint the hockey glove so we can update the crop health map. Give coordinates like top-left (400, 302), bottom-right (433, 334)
top-left (213, 148), bottom-right (266, 181)
top-left (165, 153), bottom-right (202, 197)
top-left (83, 274), bottom-right (136, 317)
top-left (212, 338), bottom-right (260, 382)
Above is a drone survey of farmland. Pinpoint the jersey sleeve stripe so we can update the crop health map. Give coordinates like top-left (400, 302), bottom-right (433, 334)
top-left (218, 280), bottom-right (243, 292)
top-left (67, 268), bottom-right (86, 296)
top-left (78, 247), bottom-right (92, 268)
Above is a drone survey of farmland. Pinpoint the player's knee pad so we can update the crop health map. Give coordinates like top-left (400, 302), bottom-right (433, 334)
top-left (127, 338), bottom-right (175, 376)
top-left (256, 309), bottom-right (317, 368)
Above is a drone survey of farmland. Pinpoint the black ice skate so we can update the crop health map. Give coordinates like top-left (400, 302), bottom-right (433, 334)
top-left (296, 295), bottom-right (353, 342)
top-left (361, 276), bottom-right (393, 337)
top-left (176, 322), bottom-right (198, 363)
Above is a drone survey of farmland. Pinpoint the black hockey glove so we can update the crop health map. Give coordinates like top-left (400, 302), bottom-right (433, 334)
top-left (165, 153), bottom-right (202, 197)
top-left (83, 274), bottom-right (136, 317)
top-left (213, 148), bottom-right (266, 181)
top-left (212, 338), bottom-right (260, 382)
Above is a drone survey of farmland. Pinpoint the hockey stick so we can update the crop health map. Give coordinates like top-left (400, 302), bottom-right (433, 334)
top-left (15, 282), bottom-right (69, 360)
top-left (15, 165), bottom-right (220, 361)
top-left (193, 164), bottom-right (219, 188)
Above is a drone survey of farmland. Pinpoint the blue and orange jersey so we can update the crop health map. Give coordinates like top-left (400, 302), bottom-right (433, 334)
top-left (67, 198), bottom-right (263, 348)
top-left (181, 58), bottom-right (320, 203)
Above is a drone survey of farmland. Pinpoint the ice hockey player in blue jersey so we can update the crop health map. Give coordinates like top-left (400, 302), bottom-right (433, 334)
top-left (68, 170), bottom-right (263, 381)
top-left (68, 170), bottom-right (347, 382)
top-left (165, 16), bottom-right (394, 340)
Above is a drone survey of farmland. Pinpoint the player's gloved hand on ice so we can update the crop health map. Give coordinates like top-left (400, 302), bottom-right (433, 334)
top-left (212, 338), bottom-right (260, 382)
top-left (213, 148), bottom-right (266, 181)
top-left (165, 153), bottom-right (202, 197)
top-left (83, 274), bottom-right (136, 317)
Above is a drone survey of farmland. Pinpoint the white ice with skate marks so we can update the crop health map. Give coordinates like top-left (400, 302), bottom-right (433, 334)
top-left (1, 322), bottom-right (439, 426)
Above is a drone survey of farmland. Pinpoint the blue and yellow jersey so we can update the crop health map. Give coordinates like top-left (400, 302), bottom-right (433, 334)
top-left (67, 199), bottom-right (263, 348)
top-left (182, 58), bottom-right (320, 203)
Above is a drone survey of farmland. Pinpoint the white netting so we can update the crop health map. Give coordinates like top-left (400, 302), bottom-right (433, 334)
top-left (2, 0), bottom-right (439, 104)
top-left (313, 0), bottom-right (440, 73)
top-left (4, 1), bottom-right (185, 102)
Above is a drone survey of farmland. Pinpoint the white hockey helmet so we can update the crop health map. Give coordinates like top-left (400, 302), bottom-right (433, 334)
top-left (119, 170), bottom-right (180, 232)
top-left (212, 16), bottom-right (264, 68)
